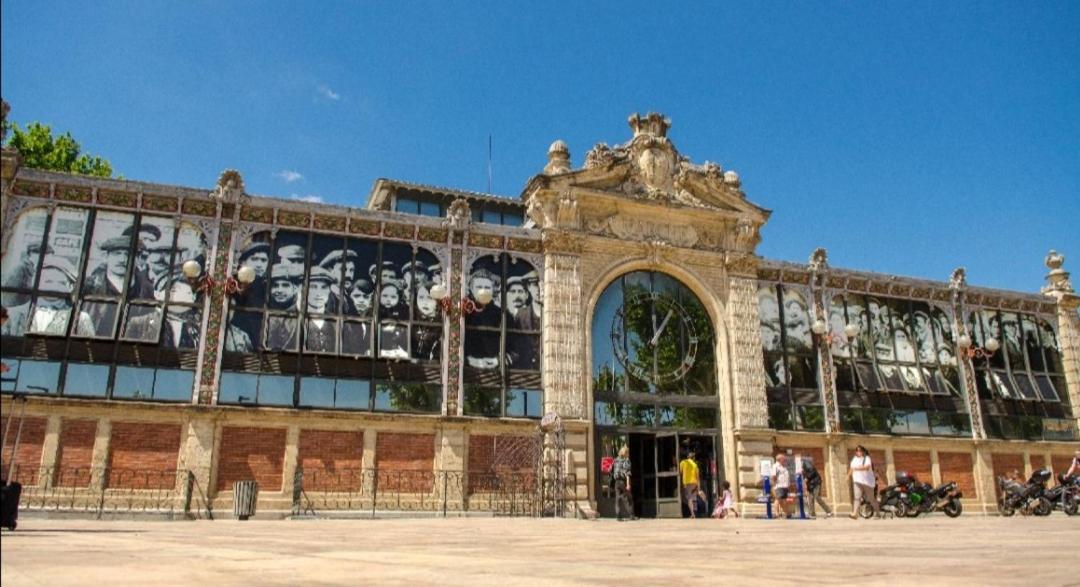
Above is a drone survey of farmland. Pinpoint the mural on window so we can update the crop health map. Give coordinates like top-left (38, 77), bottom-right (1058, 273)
top-left (591, 271), bottom-right (718, 431)
top-left (1, 206), bottom-right (207, 402)
top-left (219, 230), bottom-right (444, 412)
top-left (757, 283), bottom-right (823, 431)
top-left (966, 309), bottom-right (1073, 441)
top-left (462, 253), bottom-right (543, 418)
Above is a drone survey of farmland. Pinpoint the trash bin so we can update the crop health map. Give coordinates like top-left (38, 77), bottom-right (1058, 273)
top-left (233, 480), bottom-right (258, 520)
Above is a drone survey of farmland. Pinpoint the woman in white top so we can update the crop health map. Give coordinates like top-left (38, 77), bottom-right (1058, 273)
top-left (848, 445), bottom-right (880, 519)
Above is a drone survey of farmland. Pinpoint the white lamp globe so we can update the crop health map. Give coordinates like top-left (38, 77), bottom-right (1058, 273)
top-left (985, 337), bottom-right (1000, 353)
top-left (474, 285), bottom-right (493, 305)
top-left (181, 260), bottom-right (202, 279)
top-left (429, 282), bottom-right (448, 300)
top-left (237, 265), bottom-right (256, 285)
top-left (811, 319), bottom-right (827, 335)
top-left (843, 323), bottom-right (860, 339)
top-left (957, 334), bottom-right (972, 349)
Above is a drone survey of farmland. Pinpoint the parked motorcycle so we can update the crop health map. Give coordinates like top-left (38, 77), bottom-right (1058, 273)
top-left (861, 472), bottom-right (916, 518)
top-left (1044, 474), bottom-right (1079, 516)
top-left (906, 480), bottom-right (963, 518)
top-left (998, 468), bottom-right (1052, 517)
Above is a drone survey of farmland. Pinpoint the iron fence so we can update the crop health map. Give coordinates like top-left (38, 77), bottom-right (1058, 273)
top-left (4, 465), bottom-right (213, 519)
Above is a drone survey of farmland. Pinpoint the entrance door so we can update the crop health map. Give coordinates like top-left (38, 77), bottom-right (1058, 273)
top-left (679, 434), bottom-right (719, 517)
top-left (654, 433), bottom-right (681, 518)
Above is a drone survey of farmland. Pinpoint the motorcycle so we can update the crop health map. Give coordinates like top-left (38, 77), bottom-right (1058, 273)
top-left (998, 468), bottom-right (1052, 517)
top-left (1044, 474), bottom-right (1079, 516)
top-left (861, 472), bottom-right (916, 518)
top-left (907, 480), bottom-right (963, 518)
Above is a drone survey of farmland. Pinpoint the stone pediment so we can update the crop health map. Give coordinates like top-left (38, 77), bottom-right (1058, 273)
top-left (523, 112), bottom-right (770, 255)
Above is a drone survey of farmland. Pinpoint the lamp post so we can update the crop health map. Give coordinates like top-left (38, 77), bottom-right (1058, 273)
top-left (811, 318), bottom-right (861, 350)
top-left (429, 281), bottom-right (491, 316)
top-left (182, 260), bottom-right (256, 296)
top-left (956, 334), bottom-right (999, 360)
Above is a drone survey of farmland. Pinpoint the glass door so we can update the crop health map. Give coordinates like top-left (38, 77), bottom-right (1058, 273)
top-left (655, 432), bottom-right (681, 518)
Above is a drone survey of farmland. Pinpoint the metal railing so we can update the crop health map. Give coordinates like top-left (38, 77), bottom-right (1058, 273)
top-left (3, 465), bottom-right (214, 519)
top-left (291, 467), bottom-right (576, 518)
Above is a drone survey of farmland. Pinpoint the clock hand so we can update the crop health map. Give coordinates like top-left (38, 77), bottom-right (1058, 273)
top-left (649, 309), bottom-right (674, 346)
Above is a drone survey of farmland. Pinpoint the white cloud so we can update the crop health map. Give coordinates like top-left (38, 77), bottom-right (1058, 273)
top-left (317, 85), bottom-right (341, 101)
top-left (290, 193), bottom-right (324, 203)
top-left (275, 170), bottom-right (303, 183)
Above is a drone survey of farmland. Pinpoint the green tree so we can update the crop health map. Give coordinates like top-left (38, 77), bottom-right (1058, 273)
top-left (5, 120), bottom-right (114, 177)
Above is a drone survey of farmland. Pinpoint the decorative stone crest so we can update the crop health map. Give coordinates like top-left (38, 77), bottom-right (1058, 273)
top-left (644, 238), bottom-right (673, 267)
top-left (443, 198), bottom-right (471, 231)
top-left (1042, 250), bottom-right (1074, 294)
top-left (734, 218), bottom-right (760, 250)
top-left (949, 267), bottom-right (967, 291)
top-left (209, 169), bottom-right (246, 203)
top-left (544, 140), bottom-right (572, 175)
top-left (808, 247), bottom-right (829, 273)
top-left (586, 214), bottom-right (698, 248)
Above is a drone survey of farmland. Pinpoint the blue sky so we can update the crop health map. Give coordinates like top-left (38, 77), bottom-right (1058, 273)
top-left (3, 1), bottom-right (1077, 292)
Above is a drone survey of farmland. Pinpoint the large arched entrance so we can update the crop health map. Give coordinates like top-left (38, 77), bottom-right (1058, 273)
top-left (592, 270), bottom-right (723, 518)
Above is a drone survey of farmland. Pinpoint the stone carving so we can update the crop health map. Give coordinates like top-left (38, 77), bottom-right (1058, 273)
top-left (543, 252), bottom-right (586, 419)
top-left (728, 277), bottom-right (770, 429)
top-left (443, 198), bottom-right (471, 231)
top-left (949, 267), bottom-right (967, 291)
top-left (724, 252), bottom-right (758, 276)
top-left (209, 169), bottom-right (246, 203)
top-left (734, 218), bottom-right (760, 250)
top-left (583, 142), bottom-right (616, 170)
top-left (643, 239), bottom-right (673, 267)
top-left (1042, 250), bottom-right (1074, 294)
top-left (555, 191), bottom-right (580, 230)
top-left (587, 214), bottom-right (698, 248)
top-left (808, 247), bottom-right (829, 273)
top-left (544, 140), bottom-right (572, 175)
top-left (541, 230), bottom-right (585, 255)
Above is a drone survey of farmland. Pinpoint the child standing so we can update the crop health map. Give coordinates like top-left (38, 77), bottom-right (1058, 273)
top-left (712, 481), bottom-right (739, 519)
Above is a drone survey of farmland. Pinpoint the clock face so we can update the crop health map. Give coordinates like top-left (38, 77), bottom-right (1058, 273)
top-left (610, 291), bottom-right (699, 385)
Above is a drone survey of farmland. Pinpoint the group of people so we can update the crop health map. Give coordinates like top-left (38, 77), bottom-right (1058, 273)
top-left (463, 267), bottom-right (542, 371)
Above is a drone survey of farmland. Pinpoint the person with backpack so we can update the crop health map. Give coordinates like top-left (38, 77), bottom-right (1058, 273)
top-left (848, 445), bottom-right (880, 519)
top-left (612, 446), bottom-right (636, 521)
top-left (802, 459), bottom-right (833, 518)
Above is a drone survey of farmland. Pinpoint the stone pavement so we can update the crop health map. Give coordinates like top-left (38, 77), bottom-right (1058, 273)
top-left (1, 515), bottom-right (1077, 586)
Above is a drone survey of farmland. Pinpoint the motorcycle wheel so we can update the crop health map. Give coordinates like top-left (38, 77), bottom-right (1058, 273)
top-left (944, 499), bottom-right (962, 518)
top-left (905, 504), bottom-right (920, 517)
top-left (1065, 497), bottom-right (1078, 517)
top-left (858, 502), bottom-right (874, 519)
top-left (1033, 497), bottom-right (1052, 517)
top-left (894, 501), bottom-right (910, 518)
top-left (998, 500), bottom-right (1016, 517)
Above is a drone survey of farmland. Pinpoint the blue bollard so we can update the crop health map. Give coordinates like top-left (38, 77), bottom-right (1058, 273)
top-left (763, 476), bottom-right (773, 519)
top-left (796, 473), bottom-right (807, 519)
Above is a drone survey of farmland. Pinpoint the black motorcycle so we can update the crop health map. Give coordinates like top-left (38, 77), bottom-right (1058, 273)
top-left (998, 468), bottom-right (1052, 517)
top-left (861, 472), bottom-right (916, 518)
top-left (1044, 474), bottom-right (1079, 516)
top-left (907, 480), bottom-right (963, 518)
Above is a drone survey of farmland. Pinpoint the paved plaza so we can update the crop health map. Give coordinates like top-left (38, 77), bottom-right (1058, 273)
top-left (1, 515), bottom-right (1078, 586)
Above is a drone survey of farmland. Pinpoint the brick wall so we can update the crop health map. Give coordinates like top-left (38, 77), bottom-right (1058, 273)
top-left (107, 422), bottom-right (182, 489)
top-left (56, 419), bottom-right (98, 487)
top-left (216, 427), bottom-right (287, 492)
top-left (0, 415), bottom-right (46, 485)
top-left (1051, 454), bottom-right (1076, 483)
top-left (893, 451), bottom-right (932, 485)
top-left (376, 432), bottom-right (434, 492)
top-left (468, 435), bottom-right (537, 493)
top-left (938, 452), bottom-right (976, 497)
top-left (298, 429), bottom-right (363, 491)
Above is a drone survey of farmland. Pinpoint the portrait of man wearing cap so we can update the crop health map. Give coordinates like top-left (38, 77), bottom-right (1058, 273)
top-left (319, 249), bottom-right (358, 297)
top-left (83, 235), bottom-right (132, 297)
top-left (304, 266), bottom-right (338, 353)
top-left (125, 276), bottom-right (202, 348)
top-left (237, 241), bottom-right (272, 304)
top-left (1, 241), bottom-right (53, 307)
top-left (267, 264), bottom-right (302, 311)
top-left (4, 257), bottom-right (94, 337)
top-left (275, 244), bottom-right (306, 268)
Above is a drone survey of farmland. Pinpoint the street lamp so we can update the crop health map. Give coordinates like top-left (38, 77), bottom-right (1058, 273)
top-left (429, 281), bottom-right (490, 315)
top-left (186, 260), bottom-right (257, 296)
top-left (957, 333), bottom-right (999, 359)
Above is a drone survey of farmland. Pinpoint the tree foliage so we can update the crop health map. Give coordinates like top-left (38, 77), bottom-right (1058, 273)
top-left (4, 117), bottom-right (114, 178)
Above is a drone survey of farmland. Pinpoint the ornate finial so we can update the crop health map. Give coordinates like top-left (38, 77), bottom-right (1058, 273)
top-left (443, 198), bottom-right (471, 231)
top-left (1042, 250), bottom-right (1074, 294)
top-left (949, 267), bottom-right (967, 291)
top-left (808, 247), bottom-right (829, 272)
top-left (723, 170), bottom-right (740, 187)
top-left (544, 140), bottom-right (572, 174)
top-left (210, 169), bottom-right (246, 202)
top-left (628, 112), bottom-right (671, 138)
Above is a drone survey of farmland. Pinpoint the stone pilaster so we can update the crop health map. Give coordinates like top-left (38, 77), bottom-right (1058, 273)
top-left (808, 248), bottom-right (839, 432)
top-left (1040, 251), bottom-right (1080, 430)
top-left (542, 233), bottom-right (586, 420)
top-left (89, 418), bottom-right (112, 491)
top-left (971, 445), bottom-right (998, 513)
top-left (177, 417), bottom-right (217, 501)
top-left (825, 440), bottom-right (851, 515)
top-left (727, 277), bottom-right (769, 430)
top-left (281, 425), bottom-right (301, 493)
top-left (39, 415), bottom-right (62, 489)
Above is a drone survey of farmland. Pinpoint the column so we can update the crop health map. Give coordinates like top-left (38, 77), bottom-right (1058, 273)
top-left (541, 233), bottom-right (586, 420)
top-left (972, 445), bottom-right (998, 514)
top-left (176, 417), bottom-right (217, 510)
top-left (930, 448), bottom-right (941, 486)
top-left (89, 418), bottom-right (112, 492)
top-left (281, 425), bottom-right (301, 493)
top-left (1041, 252), bottom-right (1080, 431)
top-left (825, 440), bottom-right (851, 515)
top-left (949, 268), bottom-right (988, 440)
top-left (39, 415), bottom-right (62, 488)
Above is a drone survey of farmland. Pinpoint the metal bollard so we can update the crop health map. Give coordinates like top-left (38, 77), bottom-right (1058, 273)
top-left (763, 476), bottom-right (773, 519)
top-left (233, 480), bottom-right (258, 520)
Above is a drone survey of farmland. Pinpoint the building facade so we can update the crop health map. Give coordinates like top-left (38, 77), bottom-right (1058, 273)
top-left (1, 113), bottom-right (1077, 518)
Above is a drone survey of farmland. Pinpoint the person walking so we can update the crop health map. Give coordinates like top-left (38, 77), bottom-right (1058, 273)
top-left (771, 453), bottom-right (792, 519)
top-left (802, 460), bottom-right (833, 518)
top-left (612, 446), bottom-right (635, 521)
top-left (679, 450), bottom-right (701, 518)
top-left (848, 445), bottom-right (880, 519)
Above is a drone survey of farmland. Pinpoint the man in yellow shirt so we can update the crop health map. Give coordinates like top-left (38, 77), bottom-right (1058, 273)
top-left (680, 451), bottom-right (701, 518)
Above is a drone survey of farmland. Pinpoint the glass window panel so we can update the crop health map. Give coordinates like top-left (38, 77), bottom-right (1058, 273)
top-left (757, 285), bottom-right (782, 354)
top-left (335, 378), bottom-right (371, 410)
top-left (482, 209), bottom-right (501, 225)
top-left (0, 359), bottom-right (18, 391)
top-left (506, 388), bottom-right (542, 418)
top-left (980, 311), bottom-right (1006, 369)
top-left (828, 295), bottom-right (850, 358)
top-left (375, 382), bottom-right (440, 413)
top-left (304, 317), bottom-right (339, 353)
top-left (911, 304), bottom-right (937, 365)
top-left (224, 311), bottom-right (260, 354)
top-left (834, 359), bottom-right (857, 392)
top-left (419, 200), bottom-right (441, 218)
top-left (1020, 315), bottom-right (1045, 371)
top-left (83, 211), bottom-right (135, 298)
top-left (174, 223), bottom-right (207, 279)
top-left (1, 208), bottom-right (49, 293)
top-left (889, 411), bottom-right (911, 435)
top-left (257, 374), bottom-right (295, 406)
top-left (341, 320), bottom-right (374, 356)
top-left (122, 304), bottom-right (162, 343)
top-left (463, 386), bottom-right (501, 417)
top-left (308, 235), bottom-right (345, 315)
top-left (763, 352), bottom-right (786, 388)
top-left (595, 401), bottom-right (618, 426)
top-left (1034, 375), bottom-right (1059, 401)
top-left (899, 365), bottom-right (925, 392)
top-left (862, 408), bottom-right (890, 434)
top-left (378, 323), bottom-right (408, 359)
top-left (1042, 419), bottom-right (1077, 441)
top-left (63, 363), bottom-right (109, 397)
top-left (786, 355), bottom-right (817, 389)
top-left (410, 324), bottom-right (441, 361)
top-left (768, 404), bottom-right (794, 430)
top-left (907, 411), bottom-right (931, 435)
top-left (264, 315), bottom-right (299, 352)
top-left (1000, 313), bottom-right (1024, 371)
top-left (940, 366), bottom-right (962, 397)
top-left (840, 408), bottom-right (864, 434)
top-left (464, 329), bottom-right (500, 369)
top-left (502, 211), bottom-right (523, 226)
top-left (931, 311), bottom-right (957, 368)
top-left (987, 369), bottom-right (1015, 399)
top-left (28, 297), bottom-right (77, 336)
top-left (300, 376), bottom-right (336, 408)
top-left (781, 288), bottom-right (813, 354)
top-left (1013, 373), bottom-right (1038, 400)
top-left (113, 366), bottom-right (156, 400)
top-left (1037, 319), bottom-right (1063, 374)
top-left (129, 216), bottom-right (177, 301)
top-left (35, 207), bottom-right (90, 294)
top-left (846, 297), bottom-right (872, 359)
top-left (929, 412), bottom-right (969, 437)
top-left (890, 300), bottom-right (918, 364)
top-left (471, 207), bottom-right (483, 223)
top-left (75, 300), bottom-right (119, 338)
top-left (878, 364), bottom-right (904, 391)
top-left (854, 362), bottom-right (879, 392)
top-left (153, 369), bottom-right (194, 402)
top-left (394, 197), bottom-right (419, 214)
top-left (14, 359), bottom-right (61, 394)
top-left (1, 292), bottom-right (30, 336)
top-left (867, 298), bottom-right (894, 361)
top-left (506, 332), bottom-right (540, 371)
top-left (163, 305), bottom-right (201, 349)
top-left (219, 372), bottom-right (259, 404)
top-left (236, 233), bottom-right (274, 308)
top-left (798, 405), bottom-right (825, 432)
